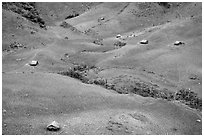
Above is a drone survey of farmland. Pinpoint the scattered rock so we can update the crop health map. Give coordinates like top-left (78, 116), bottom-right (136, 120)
top-left (16, 58), bottom-right (22, 61)
top-left (3, 109), bottom-right (7, 113)
top-left (9, 42), bottom-right (24, 49)
top-left (47, 121), bottom-right (60, 131)
top-left (189, 75), bottom-right (199, 80)
top-left (31, 31), bottom-right (35, 34)
top-left (93, 39), bottom-right (103, 45)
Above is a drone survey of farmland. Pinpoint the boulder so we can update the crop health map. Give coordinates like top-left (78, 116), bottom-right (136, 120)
top-left (46, 121), bottom-right (60, 131)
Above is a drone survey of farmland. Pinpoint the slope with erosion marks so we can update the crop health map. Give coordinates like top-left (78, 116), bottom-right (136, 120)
top-left (2, 9), bottom-right (50, 51)
top-left (66, 2), bottom-right (190, 38)
top-left (2, 2), bottom-right (202, 135)
top-left (65, 2), bottom-right (131, 38)
top-left (35, 2), bottom-right (100, 26)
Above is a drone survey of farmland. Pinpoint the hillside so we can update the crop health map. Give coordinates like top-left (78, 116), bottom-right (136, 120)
top-left (2, 2), bottom-right (202, 135)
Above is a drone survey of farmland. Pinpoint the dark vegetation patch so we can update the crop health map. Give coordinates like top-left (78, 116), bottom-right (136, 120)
top-left (60, 21), bottom-right (82, 33)
top-left (117, 3), bottom-right (129, 15)
top-left (60, 21), bottom-right (72, 28)
top-left (93, 39), bottom-right (103, 45)
top-left (174, 89), bottom-right (202, 110)
top-left (65, 12), bottom-right (79, 19)
top-left (58, 64), bottom-right (202, 111)
top-left (2, 2), bottom-right (46, 29)
top-left (3, 42), bottom-right (26, 52)
top-left (114, 41), bottom-right (127, 48)
top-left (58, 64), bottom-right (91, 83)
top-left (158, 2), bottom-right (171, 9)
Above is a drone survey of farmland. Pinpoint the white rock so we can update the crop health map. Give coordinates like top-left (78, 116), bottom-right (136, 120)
top-left (196, 119), bottom-right (201, 123)
top-left (3, 109), bottom-right (7, 113)
top-left (47, 121), bottom-right (60, 131)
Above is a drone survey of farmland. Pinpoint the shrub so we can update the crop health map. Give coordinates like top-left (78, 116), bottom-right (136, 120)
top-left (93, 39), bottom-right (103, 45)
top-left (175, 89), bottom-right (202, 110)
top-left (114, 41), bottom-right (126, 48)
top-left (158, 2), bottom-right (171, 8)
top-left (59, 69), bottom-right (89, 83)
top-left (65, 13), bottom-right (79, 19)
top-left (93, 78), bottom-right (106, 86)
top-left (58, 64), bottom-right (96, 84)
top-left (60, 21), bottom-right (72, 28)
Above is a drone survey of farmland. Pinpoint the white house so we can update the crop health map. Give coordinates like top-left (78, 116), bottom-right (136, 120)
top-left (116, 34), bottom-right (122, 38)
top-left (140, 39), bottom-right (148, 44)
top-left (29, 60), bottom-right (38, 66)
top-left (174, 41), bottom-right (184, 45)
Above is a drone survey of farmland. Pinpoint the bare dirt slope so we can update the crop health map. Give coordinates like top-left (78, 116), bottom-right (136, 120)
top-left (2, 2), bottom-right (202, 135)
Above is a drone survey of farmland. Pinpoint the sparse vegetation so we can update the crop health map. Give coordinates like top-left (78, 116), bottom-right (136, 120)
top-left (175, 89), bottom-right (202, 110)
top-left (114, 41), bottom-right (126, 48)
top-left (158, 2), bottom-right (171, 8)
top-left (60, 21), bottom-right (72, 28)
top-left (93, 39), bottom-right (103, 45)
top-left (59, 66), bottom-right (201, 111)
top-left (60, 21), bottom-right (82, 33)
top-left (3, 42), bottom-right (26, 52)
top-left (58, 64), bottom-right (92, 83)
top-left (59, 69), bottom-right (89, 83)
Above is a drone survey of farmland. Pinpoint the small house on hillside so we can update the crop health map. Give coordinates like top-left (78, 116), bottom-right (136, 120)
top-left (116, 34), bottom-right (121, 38)
top-left (140, 39), bottom-right (148, 44)
top-left (98, 17), bottom-right (105, 22)
top-left (174, 41), bottom-right (185, 46)
top-left (100, 17), bottom-right (105, 20)
top-left (29, 60), bottom-right (38, 66)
